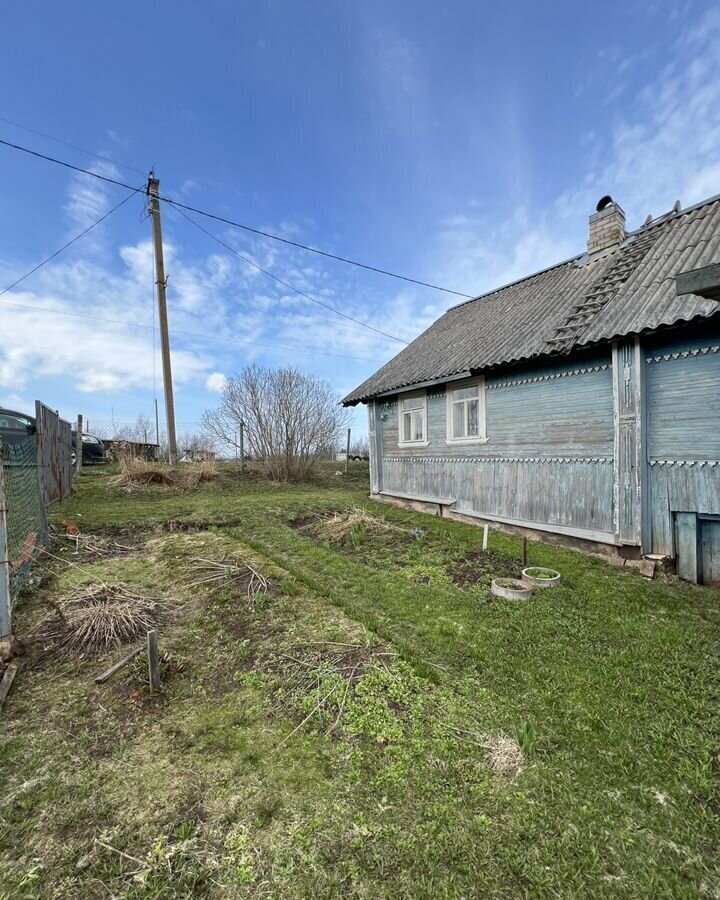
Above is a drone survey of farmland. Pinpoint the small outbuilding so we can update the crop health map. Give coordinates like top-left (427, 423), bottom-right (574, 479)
top-left (343, 194), bottom-right (720, 584)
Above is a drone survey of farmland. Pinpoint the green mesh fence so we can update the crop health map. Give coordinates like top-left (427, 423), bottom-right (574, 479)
top-left (2, 437), bottom-right (49, 608)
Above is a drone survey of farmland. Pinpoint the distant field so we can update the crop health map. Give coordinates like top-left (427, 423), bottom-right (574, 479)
top-left (0, 461), bottom-right (718, 899)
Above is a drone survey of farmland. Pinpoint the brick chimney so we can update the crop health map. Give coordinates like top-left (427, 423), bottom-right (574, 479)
top-left (588, 195), bottom-right (626, 254)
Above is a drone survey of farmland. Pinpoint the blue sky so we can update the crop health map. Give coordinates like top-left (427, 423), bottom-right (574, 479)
top-left (0, 0), bottom-right (719, 440)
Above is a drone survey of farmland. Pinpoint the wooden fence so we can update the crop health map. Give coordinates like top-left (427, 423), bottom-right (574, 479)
top-left (35, 402), bottom-right (73, 506)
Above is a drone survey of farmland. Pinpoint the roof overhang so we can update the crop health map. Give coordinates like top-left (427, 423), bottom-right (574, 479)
top-left (343, 370), bottom-right (473, 406)
top-left (676, 263), bottom-right (720, 301)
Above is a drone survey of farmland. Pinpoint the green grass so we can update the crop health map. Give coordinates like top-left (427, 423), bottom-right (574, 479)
top-left (0, 461), bottom-right (718, 898)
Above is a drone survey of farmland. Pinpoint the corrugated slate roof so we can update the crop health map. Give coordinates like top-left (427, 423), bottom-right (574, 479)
top-left (343, 195), bottom-right (720, 405)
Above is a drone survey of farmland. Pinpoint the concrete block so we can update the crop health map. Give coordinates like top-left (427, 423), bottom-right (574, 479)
top-left (639, 559), bottom-right (656, 579)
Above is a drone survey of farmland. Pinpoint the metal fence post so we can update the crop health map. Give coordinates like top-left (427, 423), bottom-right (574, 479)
top-left (0, 439), bottom-right (11, 639)
top-left (75, 414), bottom-right (83, 478)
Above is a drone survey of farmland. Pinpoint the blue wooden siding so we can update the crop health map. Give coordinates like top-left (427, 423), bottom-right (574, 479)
top-left (379, 353), bottom-right (615, 539)
top-left (646, 335), bottom-right (720, 556)
top-left (375, 326), bottom-right (720, 557)
top-left (380, 354), bottom-right (613, 458)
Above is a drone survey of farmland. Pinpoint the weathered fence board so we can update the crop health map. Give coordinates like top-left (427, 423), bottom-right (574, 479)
top-left (35, 402), bottom-right (73, 506)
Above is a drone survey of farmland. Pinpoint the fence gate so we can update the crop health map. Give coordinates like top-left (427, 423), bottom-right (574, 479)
top-left (35, 401), bottom-right (73, 506)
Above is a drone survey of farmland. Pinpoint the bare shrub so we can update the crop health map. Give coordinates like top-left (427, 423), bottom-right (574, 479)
top-left (112, 457), bottom-right (217, 491)
top-left (202, 365), bottom-right (350, 481)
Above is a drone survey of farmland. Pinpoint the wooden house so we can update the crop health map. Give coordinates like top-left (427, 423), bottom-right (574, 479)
top-left (343, 195), bottom-right (720, 584)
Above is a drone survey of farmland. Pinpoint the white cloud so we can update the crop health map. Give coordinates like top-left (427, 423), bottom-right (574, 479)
top-left (205, 372), bottom-right (227, 392)
top-left (64, 160), bottom-right (121, 232)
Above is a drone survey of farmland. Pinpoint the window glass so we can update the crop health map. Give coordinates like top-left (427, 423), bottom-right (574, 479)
top-left (403, 412), bottom-right (412, 442)
top-left (467, 399), bottom-right (479, 436)
top-left (448, 382), bottom-right (484, 440)
top-left (399, 395), bottom-right (426, 443)
top-left (452, 402), bottom-right (464, 437)
top-left (0, 413), bottom-right (30, 430)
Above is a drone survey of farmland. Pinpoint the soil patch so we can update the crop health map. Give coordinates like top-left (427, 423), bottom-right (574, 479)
top-left (449, 549), bottom-right (520, 588)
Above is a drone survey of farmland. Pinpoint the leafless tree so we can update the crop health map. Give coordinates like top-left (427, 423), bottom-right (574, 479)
top-left (202, 365), bottom-right (350, 481)
top-left (114, 414), bottom-right (155, 443)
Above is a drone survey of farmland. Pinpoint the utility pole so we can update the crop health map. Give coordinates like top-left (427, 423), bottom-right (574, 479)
top-left (148, 174), bottom-right (178, 465)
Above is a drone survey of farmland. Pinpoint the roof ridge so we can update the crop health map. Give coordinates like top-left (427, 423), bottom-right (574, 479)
top-left (629, 189), bottom-right (720, 236)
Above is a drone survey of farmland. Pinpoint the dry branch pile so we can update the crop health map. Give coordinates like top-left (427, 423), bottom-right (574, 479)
top-left (280, 640), bottom-right (396, 686)
top-left (112, 458), bottom-right (217, 492)
top-left (185, 555), bottom-right (271, 605)
top-left (52, 529), bottom-right (136, 559)
top-left (32, 584), bottom-right (171, 660)
top-left (270, 639), bottom-right (399, 746)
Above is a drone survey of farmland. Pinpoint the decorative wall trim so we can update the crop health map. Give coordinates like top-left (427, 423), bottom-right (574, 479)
top-left (486, 364), bottom-right (610, 390)
top-left (384, 390), bottom-right (447, 402)
top-left (382, 456), bottom-right (612, 464)
top-left (646, 345), bottom-right (720, 364)
top-left (649, 459), bottom-right (720, 467)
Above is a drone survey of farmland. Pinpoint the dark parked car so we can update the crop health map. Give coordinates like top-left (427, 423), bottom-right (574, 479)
top-left (0, 407), bottom-right (37, 445)
top-left (71, 431), bottom-right (107, 465)
top-left (0, 408), bottom-right (105, 464)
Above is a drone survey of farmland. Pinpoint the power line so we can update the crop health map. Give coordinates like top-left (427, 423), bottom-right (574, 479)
top-left (0, 115), bottom-right (147, 176)
top-left (163, 196), bottom-right (472, 298)
top-left (172, 204), bottom-right (408, 344)
top-left (151, 277), bottom-right (401, 343)
top-left (0, 170), bottom-right (389, 365)
top-left (0, 187), bottom-right (145, 298)
top-left (0, 137), bottom-right (139, 190)
top-left (0, 136), bottom-right (475, 299)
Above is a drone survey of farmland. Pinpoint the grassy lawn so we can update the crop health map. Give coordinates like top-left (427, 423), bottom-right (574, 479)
top-left (0, 462), bottom-right (718, 898)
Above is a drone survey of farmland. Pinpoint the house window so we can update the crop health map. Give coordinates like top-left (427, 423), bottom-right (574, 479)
top-left (447, 378), bottom-right (487, 443)
top-left (399, 393), bottom-right (427, 445)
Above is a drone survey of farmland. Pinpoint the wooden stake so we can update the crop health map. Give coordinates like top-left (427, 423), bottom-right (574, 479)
top-left (482, 524), bottom-right (488, 550)
top-left (0, 662), bottom-right (18, 715)
top-left (94, 646), bottom-right (143, 684)
top-left (147, 630), bottom-right (161, 692)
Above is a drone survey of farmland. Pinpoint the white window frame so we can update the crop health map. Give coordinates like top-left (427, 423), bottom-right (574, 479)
top-left (446, 377), bottom-right (489, 444)
top-left (397, 391), bottom-right (429, 447)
